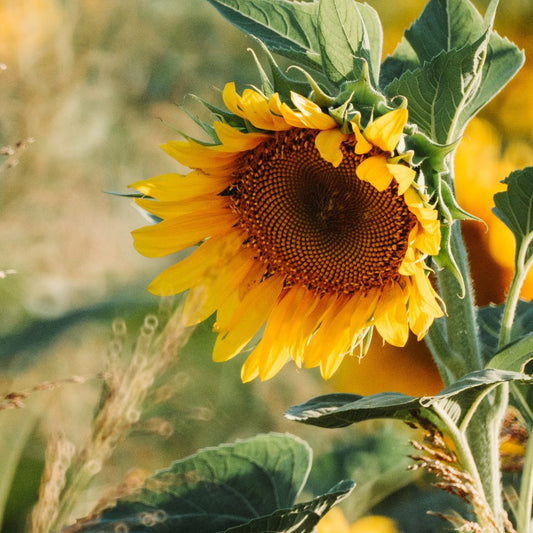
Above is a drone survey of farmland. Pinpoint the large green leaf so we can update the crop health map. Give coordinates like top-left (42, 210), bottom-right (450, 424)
top-left (385, 35), bottom-right (488, 145)
top-left (286, 369), bottom-right (533, 430)
top-left (317, 0), bottom-right (382, 86)
top-left (225, 480), bottom-right (354, 533)
top-left (493, 167), bottom-right (533, 268)
top-left (72, 433), bottom-right (354, 533)
top-left (205, 0), bottom-right (322, 70)
top-left (381, 0), bottom-right (485, 86)
top-left (381, 0), bottom-right (522, 144)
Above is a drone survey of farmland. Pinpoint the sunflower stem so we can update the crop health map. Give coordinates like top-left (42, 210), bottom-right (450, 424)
top-left (428, 210), bottom-right (508, 529)
top-left (428, 222), bottom-right (484, 381)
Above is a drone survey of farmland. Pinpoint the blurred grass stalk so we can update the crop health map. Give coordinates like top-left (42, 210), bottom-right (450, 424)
top-left (29, 300), bottom-right (192, 532)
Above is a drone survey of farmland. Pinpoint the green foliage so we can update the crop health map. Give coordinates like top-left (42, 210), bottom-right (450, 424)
top-left (74, 434), bottom-right (354, 533)
top-left (317, 0), bottom-right (382, 86)
top-left (204, 0), bottom-right (322, 70)
top-left (478, 301), bottom-right (533, 361)
top-left (382, 0), bottom-right (523, 144)
top-left (286, 369), bottom-right (533, 431)
top-left (493, 167), bottom-right (533, 269)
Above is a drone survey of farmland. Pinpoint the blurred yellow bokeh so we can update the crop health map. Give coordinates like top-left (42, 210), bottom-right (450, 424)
top-left (318, 508), bottom-right (399, 533)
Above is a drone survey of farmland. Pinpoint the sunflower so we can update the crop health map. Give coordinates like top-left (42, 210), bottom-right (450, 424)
top-left (131, 83), bottom-right (442, 382)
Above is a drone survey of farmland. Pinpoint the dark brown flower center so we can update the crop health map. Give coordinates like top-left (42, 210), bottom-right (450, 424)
top-left (228, 128), bottom-right (417, 294)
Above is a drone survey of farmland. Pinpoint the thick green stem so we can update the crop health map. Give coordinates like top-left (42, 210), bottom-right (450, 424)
top-left (426, 221), bottom-right (484, 384)
top-left (427, 213), bottom-right (508, 529)
top-left (465, 384), bottom-right (508, 531)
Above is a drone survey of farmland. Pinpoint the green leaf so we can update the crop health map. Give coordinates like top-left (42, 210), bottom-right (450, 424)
top-left (73, 433), bottom-right (354, 533)
top-left (385, 35), bottom-right (488, 145)
top-left (317, 0), bottom-right (382, 86)
top-left (225, 480), bottom-right (354, 533)
top-left (493, 167), bottom-right (533, 268)
top-left (381, 0), bottom-right (523, 145)
top-left (380, 0), bottom-right (485, 87)
top-left (486, 333), bottom-right (533, 373)
top-left (286, 370), bottom-right (533, 430)
top-left (458, 32), bottom-right (523, 128)
top-left (205, 0), bottom-right (322, 70)
top-left (477, 300), bottom-right (533, 360)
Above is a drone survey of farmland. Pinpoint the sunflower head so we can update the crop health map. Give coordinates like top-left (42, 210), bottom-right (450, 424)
top-left (131, 83), bottom-right (442, 382)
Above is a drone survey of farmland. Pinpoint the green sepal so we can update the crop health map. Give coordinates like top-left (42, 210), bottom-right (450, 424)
top-left (433, 222), bottom-right (466, 297)
top-left (403, 131), bottom-right (457, 173)
top-left (250, 39), bottom-right (317, 102)
top-left (337, 62), bottom-right (388, 114)
top-left (188, 94), bottom-right (248, 131)
top-left (180, 106), bottom-right (219, 143)
top-left (439, 179), bottom-right (483, 223)
top-left (287, 65), bottom-right (337, 107)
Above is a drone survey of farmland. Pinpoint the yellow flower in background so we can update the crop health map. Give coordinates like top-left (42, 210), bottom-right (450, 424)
top-left (0, 0), bottom-right (63, 65)
top-left (455, 117), bottom-right (533, 301)
top-left (317, 508), bottom-right (399, 533)
top-left (132, 83), bottom-right (443, 382)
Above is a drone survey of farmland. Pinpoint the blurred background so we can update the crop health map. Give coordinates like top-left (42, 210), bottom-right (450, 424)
top-left (1, 0), bottom-right (532, 531)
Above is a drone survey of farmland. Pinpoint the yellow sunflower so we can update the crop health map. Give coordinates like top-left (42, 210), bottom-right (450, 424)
top-left (317, 508), bottom-right (399, 533)
top-left (131, 83), bottom-right (442, 382)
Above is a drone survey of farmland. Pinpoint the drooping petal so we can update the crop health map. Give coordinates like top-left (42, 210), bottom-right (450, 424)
top-left (351, 121), bottom-right (373, 154)
top-left (280, 92), bottom-right (337, 130)
top-left (373, 282), bottom-right (409, 346)
top-left (315, 129), bottom-right (347, 167)
top-left (212, 274), bottom-right (285, 362)
top-left (356, 155), bottom-right (394, 191)
top-left (364, 108), bottom-right (408, 153)
top-left (386, 163), bottom-right (416, 195)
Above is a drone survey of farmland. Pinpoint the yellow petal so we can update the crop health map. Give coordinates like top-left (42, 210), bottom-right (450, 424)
top-left (351, 122), bottom-right (372, 154)
top-left (183, 244), bottom-right (258, 327)
top-left (356, 155), bottom-right (393, 191)
top-left (132, 209), bottom-right (236, 258)
top-left (386, 163), bottom-right (416, 195)
top-left (242, 89), bottom-right (290, 131)
top-left (161, 140), bottom-right (237, 170)
top-left (222, 82), bottom-right (246, 119)
top-left (279, 92), bottom-right (336, 130)
top-left (364, 108), bottom-right (408, 153)
top-left (135, 195), bottom-right (227, 220)
top-left (147, 233), bottom-right (241, 296)
top-left (213, 121), bottom-right (270, 151)
top-left (212, 274), bottom-right (285, 363)
top-left (373, 282), bottom-right (409, 346)
top-left (315, 129), bottom-right (346, 167)
top-left (130, 172), bottom-right (229, 202)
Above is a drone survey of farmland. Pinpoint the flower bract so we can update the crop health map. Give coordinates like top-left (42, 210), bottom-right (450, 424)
top-left (131, 83), bottom-right (443, 382)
